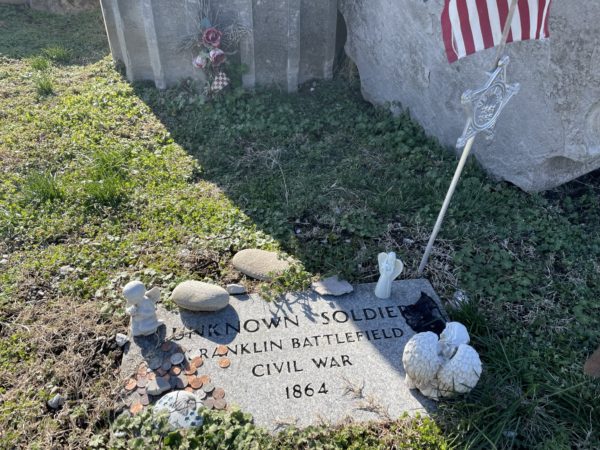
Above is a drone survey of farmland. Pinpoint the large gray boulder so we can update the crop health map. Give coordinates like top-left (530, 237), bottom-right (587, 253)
top-left (339, 0), bottom-right (600, 191)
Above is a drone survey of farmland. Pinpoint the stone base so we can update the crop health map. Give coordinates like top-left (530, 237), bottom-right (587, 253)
top-left (121, 280), bottom-right (444, 430)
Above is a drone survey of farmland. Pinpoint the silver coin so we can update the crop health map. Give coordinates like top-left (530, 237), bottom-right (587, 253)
top-left (202, 383), bottom-right (214, 393)
top-left (195, 389), bottom-right (207, 400)
top-left (148, 356), bottom-right (162, 370)
top-left (170, 352), bottom-right (185, 365)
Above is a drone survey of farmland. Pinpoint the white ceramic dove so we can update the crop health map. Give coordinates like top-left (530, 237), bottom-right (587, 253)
top-left (374, 252), bottom-right (404, 299)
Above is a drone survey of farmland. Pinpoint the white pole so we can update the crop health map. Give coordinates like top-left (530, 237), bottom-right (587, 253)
top-left (418, 135), bottom-right (475, 275)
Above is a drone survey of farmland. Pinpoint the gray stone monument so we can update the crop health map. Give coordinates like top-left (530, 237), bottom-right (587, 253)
top-left (100, 0), bottom-right (337, 92)
top-left (121, 280), bottom-right (445, 430)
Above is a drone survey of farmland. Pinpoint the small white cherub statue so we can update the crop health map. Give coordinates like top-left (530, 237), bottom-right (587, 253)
top-left (374, 252), bottom-right (404, 299)
top-left (123, 281), bottom-right (163, 337)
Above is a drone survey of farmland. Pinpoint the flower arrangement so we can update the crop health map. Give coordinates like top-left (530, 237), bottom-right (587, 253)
top-left (180, 1), bottom-right (249, 97)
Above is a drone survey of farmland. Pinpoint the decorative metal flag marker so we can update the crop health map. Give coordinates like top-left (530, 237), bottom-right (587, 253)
top-left (418, 56), bottom-right (520, 274)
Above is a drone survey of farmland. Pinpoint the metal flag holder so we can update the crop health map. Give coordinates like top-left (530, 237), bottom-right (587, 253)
top-left (418, 0), bottom-right (520, 275)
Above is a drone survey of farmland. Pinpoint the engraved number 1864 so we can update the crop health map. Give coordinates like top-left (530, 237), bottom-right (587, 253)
top-left (285, 383), bottom-right (328, 399)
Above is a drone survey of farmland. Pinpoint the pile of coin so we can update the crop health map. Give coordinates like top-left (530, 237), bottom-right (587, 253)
top-left (123, 340), bottom-right (229, 415)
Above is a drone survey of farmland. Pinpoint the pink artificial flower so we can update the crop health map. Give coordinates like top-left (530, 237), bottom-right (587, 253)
top-left (209, 48), bottom-right (226, 66)
top-left (202, 27), bottom-right (222, 48)
top-left (192, 53), bottom-right (208, 69)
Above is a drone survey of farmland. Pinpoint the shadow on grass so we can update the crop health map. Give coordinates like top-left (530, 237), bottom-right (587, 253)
top-left (0, 5), bottom-right (108, 64)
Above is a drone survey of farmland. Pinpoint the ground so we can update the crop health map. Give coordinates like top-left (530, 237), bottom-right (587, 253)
top-left (0, 4), bottom-right (598, 449)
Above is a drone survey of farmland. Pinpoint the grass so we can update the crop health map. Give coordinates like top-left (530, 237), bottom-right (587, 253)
top-left (1, 3), bottom-right (599, 449)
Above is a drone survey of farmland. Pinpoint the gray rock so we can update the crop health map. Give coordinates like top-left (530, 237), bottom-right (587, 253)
top-left (47, 394), bottom-right (65, 409)
top-left (153, 391), bottom-right (203, 429)
top-left (171, 281), bottom-right (229, 312)
top-left (311, 276), bottom-right (354, 296)
top-left (339, 0), bottom-right (600, 191)
top-left (226, 283), bottom-right (247, 295)
top-left (232, 249), bottom-right (292, 281)
top-left (115, 333), bottom-right (129, 347)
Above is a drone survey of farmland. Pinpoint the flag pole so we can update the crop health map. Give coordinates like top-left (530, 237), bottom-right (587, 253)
top-left (418, 0), bottom-right (519, 275)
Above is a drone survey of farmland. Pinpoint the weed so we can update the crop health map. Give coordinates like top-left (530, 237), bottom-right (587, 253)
top-left (29, 55), bottom-right (50, 71)
top-left (42, 45), bottom-right (72, 64)
top-left (21, 171), bottom-right (63, 203)
top-left (34, 73), bottom-right (54, 96)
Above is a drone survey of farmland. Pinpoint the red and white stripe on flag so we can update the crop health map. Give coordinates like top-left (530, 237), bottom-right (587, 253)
top-left (441, 0), bottom-right (552, 63)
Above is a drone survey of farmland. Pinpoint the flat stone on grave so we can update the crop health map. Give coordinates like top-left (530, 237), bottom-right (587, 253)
top-left (120, 279), bottom-right (446, 430)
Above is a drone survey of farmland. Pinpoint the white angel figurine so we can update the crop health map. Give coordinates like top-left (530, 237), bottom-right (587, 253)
top-left (123, 280), bottom-right (163, 337)
top-left (374, 252), bottom-right (404, 299)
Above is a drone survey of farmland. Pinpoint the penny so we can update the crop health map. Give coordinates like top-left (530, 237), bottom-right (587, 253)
top-left (216, 345), bottom-right (228, 356)
top-left (170, 366), bottom-right (181, 376)
top-left (161, 341), bottom-right (173, 352)
top-left (161, 360), bottom-right (172, 372)
top-left (214, 399), bottom-right (227, 410)
top-left (218, 358), bottom-right (231, 369)
top-left (140, 394), bottom-right (150, 406)
top-left (170, 353), bottom-right (185, 365)
top-left (184, 363), bottom-right (196, 375)
top-left (136, 377), bottom-right (147, 388)
top-left (203, 398), bottom-right (215, 410)
top-left (156, 368), bottom-right (166, 376)
top-left (191, 356), bottom-right (204, 368)
top-left (202, 383), bottom-right (214, 393)
top-left (125, 378), bottom-right (137, 391)
top-left (199, 375), bottom-right (211, 385)
top-left (212, 388), bottom-right (225, 400)
top-left (130, 402), bottom-right (143, 414)
top-left (160, 374), bottom-right (171, 382)
top-left (189, 377), bottom-right (203, 390)
top-left (137, 364), bottom-right (148, 376)
top-left (184, 387), bottom-right (194, 393)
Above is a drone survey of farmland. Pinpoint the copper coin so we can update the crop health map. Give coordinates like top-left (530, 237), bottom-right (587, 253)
top-left (161, 341), bottom-right (173, 352)
top-left (130, 402), bottom-right (143, 414)
top-left (136, 377), bottom-right (148, 388)
top-left (192, 356), bottom-right (204, 368)
top-left (156, 368), bottom-right (166, 376)
top-left (203, 398), bottom-right (215, 410)
top-left (189, 377), bottom-right (203, 389)
top-left (147, 372), bottom-right (156, 381)
top-left (140, 394), bottom-right (150, 406)
top-left (137, 364), bottom-right (148, 377)
top-left (212, 387), bottom-right (225, 400)
top-left (170, 366), bottom-right (181, 376)
top-left (125, 378), bottom-right (137, 391)
top-left (199, 375), bottom-right (211, 385)
top-left (214, 399), bottom-right (227, 410)
top-left (184, 363), bottom-right (196, 375)
top-left (184, 387), bottom-right (194, 393)
top-left (216, 345), bottom-right (228, 356)
top-left (218, 358), bottom-right (231, 369)
top-left (161, 360), bottom-right (172, 371)
top-left (202, 383), bottom-right (214, 393)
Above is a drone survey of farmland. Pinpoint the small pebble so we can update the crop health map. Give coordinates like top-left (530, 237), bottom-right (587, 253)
top-left (47, 394), bottom-right (65, 409)
top-left (226, 283), bottom-right (246, 295)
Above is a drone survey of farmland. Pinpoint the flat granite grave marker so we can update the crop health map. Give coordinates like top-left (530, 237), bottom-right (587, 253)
top-left (121, 279), bottom-right (445, 429)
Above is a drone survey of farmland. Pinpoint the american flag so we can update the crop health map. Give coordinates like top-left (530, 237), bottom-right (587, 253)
top-left (441, 0), bottom-right (552, 63)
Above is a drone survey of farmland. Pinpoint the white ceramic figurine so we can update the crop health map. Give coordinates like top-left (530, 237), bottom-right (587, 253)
top-left (123, 280), bottom-right (163, 337)
top-left (374, 252), bottom-right (404, 299)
